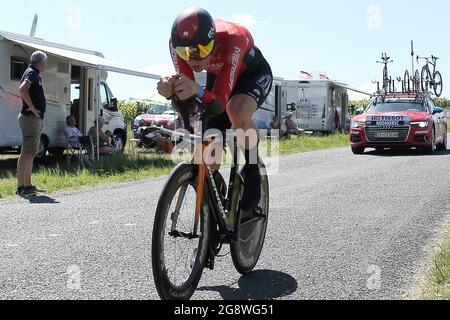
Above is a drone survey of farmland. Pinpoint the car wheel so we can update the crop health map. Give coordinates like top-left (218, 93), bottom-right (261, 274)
top-left (352, 147), bottom-right (365, 155)
top-left (113, 133), bottom-right (126, 154)
top-left (36, 136), bottom-right (48, 160)
top-left (437, 128), bottom-right (447, 151)
top-left (426, 127), bottom-right (436, 154)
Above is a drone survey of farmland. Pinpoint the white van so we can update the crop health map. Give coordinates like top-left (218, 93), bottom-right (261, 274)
top-left (282, 79), bottom-right (349, 134)
top-left (0, 30), bottom-right (127, 158)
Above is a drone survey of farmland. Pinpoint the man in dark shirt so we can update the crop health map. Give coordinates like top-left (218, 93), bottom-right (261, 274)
top-left (17, 50), bottom-right (48, 197)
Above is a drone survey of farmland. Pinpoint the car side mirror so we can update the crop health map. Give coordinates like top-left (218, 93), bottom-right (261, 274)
top-left (110, 97), bottom-right (118, 112)
top-left (355, 108), bottom-right (364, 115)
top-left (433, 107), bottom-right (444, 115)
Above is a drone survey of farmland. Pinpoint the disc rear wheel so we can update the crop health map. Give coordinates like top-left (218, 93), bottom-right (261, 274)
top-left (231, 159), bottom-right (270, 275)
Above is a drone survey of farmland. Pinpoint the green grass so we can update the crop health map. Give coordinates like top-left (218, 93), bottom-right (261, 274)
top-left (0, 132), bottom-right (350, 200)
top-left (274, 133), bottom-right (350, 155)
top-left (0, 153), bottom-right (174, 200)
top-left (422, 232), bottom-right (450, 300)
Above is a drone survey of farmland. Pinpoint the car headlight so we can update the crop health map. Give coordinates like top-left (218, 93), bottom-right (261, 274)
top-left (411, 121), bottom-right (429, 128)
top-left (351, 121), bottom-right (365, 129)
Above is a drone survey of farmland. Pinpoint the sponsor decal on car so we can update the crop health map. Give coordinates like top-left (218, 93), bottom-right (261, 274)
top-left (366, 115), bottom-right (411, 127)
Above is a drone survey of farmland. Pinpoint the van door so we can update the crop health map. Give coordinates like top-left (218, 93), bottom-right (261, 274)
top-left (83, 68), bottom-right (97, 135)
top-left (100, 81), bottom-right (124, 128)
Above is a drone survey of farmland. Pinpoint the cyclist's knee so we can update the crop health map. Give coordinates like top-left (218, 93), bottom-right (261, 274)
top-left (227, 95), bottom-right (257, 128)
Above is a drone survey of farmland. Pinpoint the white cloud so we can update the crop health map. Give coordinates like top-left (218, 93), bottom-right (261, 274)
top-left (230, 13), bottom-right (270, 29)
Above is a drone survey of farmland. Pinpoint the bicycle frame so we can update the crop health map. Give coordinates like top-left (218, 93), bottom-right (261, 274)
top-left (377, 53), bottom-right (393, 91)
top-left (418, 56), bottom-right (438, 78)
top-left (168, 123), bottom-right (242, 241)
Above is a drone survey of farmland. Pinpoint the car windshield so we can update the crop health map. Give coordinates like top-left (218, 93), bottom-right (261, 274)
top-left (367, 101), bottom-right (426, 113)
top-left (147, 104), bottom-right (171, 114)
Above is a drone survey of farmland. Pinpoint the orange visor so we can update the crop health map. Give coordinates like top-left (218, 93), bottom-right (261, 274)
top-left (175, 39), bottom-right (215, 61)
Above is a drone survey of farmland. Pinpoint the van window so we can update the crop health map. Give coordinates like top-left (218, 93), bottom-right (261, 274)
top-left (100, 83), bottom-right (110, 110)
top-left (10, 57), bottom-right (28, 81)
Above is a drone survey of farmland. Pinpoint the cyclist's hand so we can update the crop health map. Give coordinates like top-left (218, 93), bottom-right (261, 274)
top-left (27, 106), bottom-right (41, 119)
top-left (173, 75), bottom-right (198, 101)
top-left (157, 77), bottom-right (175, 99)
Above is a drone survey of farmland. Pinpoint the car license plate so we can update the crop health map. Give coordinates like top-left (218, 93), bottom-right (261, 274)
top-left (375, 131), bottom-right (399, 138)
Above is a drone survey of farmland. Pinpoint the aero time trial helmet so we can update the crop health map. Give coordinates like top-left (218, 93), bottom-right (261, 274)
top-left (171, 7), bottom-right (216, 61)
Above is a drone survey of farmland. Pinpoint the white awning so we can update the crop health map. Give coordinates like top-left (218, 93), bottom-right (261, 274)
top-left (341, 85), bottom-right (373, 97)
top-left (0, 31), bottom-right (161, 80)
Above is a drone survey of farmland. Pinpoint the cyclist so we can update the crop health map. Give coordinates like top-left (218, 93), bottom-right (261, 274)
top-left (157, 7), bottom-right (273, 211)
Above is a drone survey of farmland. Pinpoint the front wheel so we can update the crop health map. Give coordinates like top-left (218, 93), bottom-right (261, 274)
top-left (433, 71), bottom-right (443, 97)
top-left (421, 66), bottom-right (430, 92)
top-left (112, 133), bottom-right (126, 154)
top-left (231, 159), bottom-right (270, 275)
top-left (414, 70), bottom-right (421, 92)
top-left (152, 163), bottom-right (210, 300)
top-left (404, 70), bottom-right (410, 92)
top-left (426, 127), bottom-right (436, 154)
top-left (437, 127), bottom-right (447, 151)
top-left (35, 136), bottom-right (48, 162)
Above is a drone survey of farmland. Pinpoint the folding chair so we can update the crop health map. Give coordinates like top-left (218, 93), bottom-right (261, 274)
top-left (66, 136), bottom-right (96, 168)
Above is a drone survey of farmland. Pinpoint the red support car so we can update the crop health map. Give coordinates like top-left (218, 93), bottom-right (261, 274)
top-left (350, 93), bottom-right (448, 154)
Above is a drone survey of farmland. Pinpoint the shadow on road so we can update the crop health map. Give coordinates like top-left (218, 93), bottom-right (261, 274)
top-left (197, 270), bottom-right (298, 300)
top-left (364, 148), bottom-right (450, 157)
top-left (27, 195), bottom-right (60, 204)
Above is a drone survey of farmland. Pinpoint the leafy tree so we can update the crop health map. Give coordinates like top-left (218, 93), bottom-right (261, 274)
top-left (118, 100), bottom-right (148, 124)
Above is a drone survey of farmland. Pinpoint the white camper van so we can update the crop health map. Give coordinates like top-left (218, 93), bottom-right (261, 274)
top-left (282, 80), bottom-right (349, 134)
top-left (0, 30), bottom-right (128, 158)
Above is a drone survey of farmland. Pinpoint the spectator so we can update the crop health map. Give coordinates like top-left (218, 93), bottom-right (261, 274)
top-left (64, 116), bottom-right (83, 148)
top-left (285, 112), bottom-right (300, 137)
top-left (270, 115), bottom-right (286, 139)
top-left (334, 108), bottom-right (341, 132)
top-left (16, 51), bottom-right (48, 198)
top-left (88, 117), bottom-right (113, 155)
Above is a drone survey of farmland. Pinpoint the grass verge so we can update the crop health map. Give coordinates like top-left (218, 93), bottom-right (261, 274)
top-left (422, 231), bottom-right (450, 300)
top-left (275, 133), bottom-right (350, 155)
top-left (0, 133), bottom-right (350, 199)
top-left (0, 153), bottom-right (173, 200)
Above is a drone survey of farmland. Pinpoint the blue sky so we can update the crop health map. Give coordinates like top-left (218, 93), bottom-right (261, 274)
top-left (1, 0), bottom-right (449, 99)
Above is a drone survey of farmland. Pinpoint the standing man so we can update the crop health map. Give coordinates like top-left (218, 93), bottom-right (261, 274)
top-left (16, 51), bottom-right (48, 197)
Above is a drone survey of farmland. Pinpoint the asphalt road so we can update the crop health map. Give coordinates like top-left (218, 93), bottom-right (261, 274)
top-left (0, 138), bottom-right (449, 300)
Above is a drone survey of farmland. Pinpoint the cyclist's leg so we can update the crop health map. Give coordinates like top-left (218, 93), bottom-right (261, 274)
top-left (226, 67), bottom-right (273, 211)
top-left (227, 95), bottom-right (259, 164)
